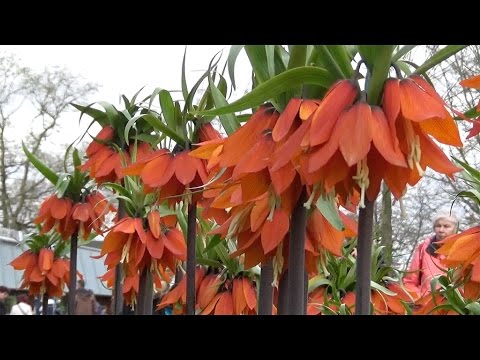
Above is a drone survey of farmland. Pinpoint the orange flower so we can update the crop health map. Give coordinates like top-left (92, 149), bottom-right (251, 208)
top-left (10, 249), bottom-right (75, 297)
top-left (459, 74), bottom-right (480, 138)
top-left (81, 125), bottom-right (154, 184)
top-left (122, 148), bottom-right (208, 205)
top-left (35, 192), bottom-right (115, 240)
top-left (460, 74), bottom-right (480, 112)
top-left (381, 76), bottom-right (463, 199)
top-left (98, 215), bottom-right (187, 304)
top-left (436, 226), bottom-right (480, 282)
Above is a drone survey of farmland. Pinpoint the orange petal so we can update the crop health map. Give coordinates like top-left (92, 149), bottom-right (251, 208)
top-left (338, 102), bottom-right (373, 166)
top-left (418, 116), bottom-right (462, 147)
top-left (163, 228), bottom-right (186, 260)
top-left (272, 98), bottom-right (301, 142)
top-left (310, 79), bottom-right (358, 146)
top-left (250, 194), bottom-right (270, 233)
top-left (460, 74), bottom-right (480, 89)
top-left (215, 292), bottom-right (234, 315)
top-left (242, 277), bottom-right (257, 310)
top-left (261, 208), bottom-right (289, 254)
top-left (232, 278), bottom-right (246, 314)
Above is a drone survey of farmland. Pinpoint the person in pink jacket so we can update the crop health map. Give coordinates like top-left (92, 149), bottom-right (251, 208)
top-left (403, 212), bottom-right (459, 297)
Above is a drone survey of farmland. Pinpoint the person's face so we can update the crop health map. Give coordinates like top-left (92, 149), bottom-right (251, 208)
top-left (434, 219), bottom-right (456, 240)
top-left (0, 291), bottom-right (8, 301)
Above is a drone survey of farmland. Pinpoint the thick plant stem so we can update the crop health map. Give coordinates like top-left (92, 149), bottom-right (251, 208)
top-left (287, 189), bottom-right (307, 315)
top-left (277, 270), bottom-right (288, 315)
top-left (186, 202), bottom-right (197, 315)
top-left (354, 198), bottom-right (375, 315)
top-left (68, 231), bottom-right (78, 315)
top-left (113, 200), bottom-right (126, 315)
top-left (258, 258), bottom-right (274, 315)
top-left (136, 269), bottom-right (153, 315)
top-left (42, 293), bottom-right (48, 315)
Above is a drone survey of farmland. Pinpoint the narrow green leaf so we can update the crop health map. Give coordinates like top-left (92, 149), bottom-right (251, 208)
top-left (208, 74), bottom-right (240, 135)
top-left (203, 234), bottom-right (223, 253)
top-left (181, 46), bottom-right (189, 102)
top-left (357, 45), bottom-right (378, 68)
top-left (196, 66), bottom-right (335, 116)
top-left (245, 45), bottom-right (270, 84)
top-left (345, 45), bottom-right (358, 60)
top-left (97, 101), bottom-right (121, 131)
top-left (315, 45), bottom-right (347, 80)
top-left (71, 102), bottom-right (108, 127)
top-left (22, 143), bottom-right (59, 186)
top-left (176, 203), bottom-right (188, 237)
top-left (370, 281), bottom-right (397, 296)
top-left (396, 60), bottom-right (413, 76)
top-left (55, 175), bottom-right (71, 198)
top-left (307, 275), bottom-right (331, 293)
top-left (129, 86), bottom-right (146, 106)
top-left (159, 90), bottom-right (176, 130)
top-left (227, 45), bottom-right (244, 90)
top-left (326, 45), bottom-right (353, 78)
top-left (455, 105), bottom-right (480, 120)
top-left (465, 302), bottom-right (480, 315)
top-left (392, 45), bottom-right (417, 62)
top-left (141, 114), bottom-right (185, 145)
top-left (288, 45), bottom-right (307, 70)
top-left (413, 45), bottom-right (468, 75)
top-left (315, 195), bottom-right (344, 231)
top-left (367, 45), bottom-right (395, 105)
top-left (265, 45), bottom-right (276, 79)
top-left (101, 182), bottom-right (131, 199)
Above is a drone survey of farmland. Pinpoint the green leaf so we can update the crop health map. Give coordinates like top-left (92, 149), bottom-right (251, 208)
top-left (141, 114), bottom-right (185, 145)
top-left (97, 101), bottom-right (121, 132)
top-left (314, 45), bottom-right (348, 79)
top-left (326, 45), bottom-right (353, 78)
top-left (396, 60), bottom-right (413, 76)
top-left (315, 195), bottom-right (344, 231)
top-left (287, 45), bottom-right (307, 70)
top-left (203, 234), bottom-right (223, 253)
top-left (71, 102), bottom-right (108, 127)
top-left (357, 45), bottom-right (378, 68)
top-left (366, 45), bottom-right (395, 105)
top-left (452, 156), bottom-right (480, 182)
top-left (370, 281), bottom-right (397, 296)
top-left (245, 45), bottom-right (270, 84)
top-left (307, 275), bottom-right (330, 293)
top-left (55, 174), bottom-right (71, 198)
top-left (392, 45), bottom-right (417, 62)
top-left (413, 45), bottom-right (468, 75)
top-left (196, 66), bottom-right (335, 117)
top-left (101, 182), bottom-right (132, 199)
top-left (181, 46), bottom-right (189, 103)
top-left (22, 143), bottom-right (59, 186)
top-left (208, 74), bottom-right (240, 136)
top-left (227, 45), bottom-right (245, 90)
top-left (456, 105), bottom-right (480, 120)
top-left (465, 302), bottom-right (480, 315)
top-left (159, 90), bottom-right (176, 130)
top-left (265, 45), bottom-right (276, 79)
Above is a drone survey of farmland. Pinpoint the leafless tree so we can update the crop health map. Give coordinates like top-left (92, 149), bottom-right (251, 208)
top-left (0, 53), bottom-right (98, 231)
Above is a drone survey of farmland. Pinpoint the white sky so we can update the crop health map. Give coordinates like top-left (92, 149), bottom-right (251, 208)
top-left (2, 45), bottom-right (252, 148)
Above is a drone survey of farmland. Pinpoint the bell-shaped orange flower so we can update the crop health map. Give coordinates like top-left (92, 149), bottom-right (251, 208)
top-left (10, 249), bottom-right (75, 297)
top-left (436, 226), bottom-right (480, 282)
top-left (381, 76), bottom-right (463, 199)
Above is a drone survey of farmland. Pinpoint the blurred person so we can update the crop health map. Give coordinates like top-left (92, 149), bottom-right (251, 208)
top-left (75, 280), bottom-right (97, 315)
top-left (403, 211), bottom-right (459, 296)
top-left (10, 294), bottom-right (33, 315)
top-left (0, 286), bottom-right (9, 315)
